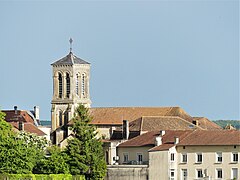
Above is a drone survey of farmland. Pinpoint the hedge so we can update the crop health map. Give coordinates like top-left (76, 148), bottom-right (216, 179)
top-left (0, 174), bottom-right (85, 180)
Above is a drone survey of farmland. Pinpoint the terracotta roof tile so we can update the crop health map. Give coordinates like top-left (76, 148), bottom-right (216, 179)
top-left (9, 122), bottom-right (46, 136)
top-left (90, 107), bottom-right (193, 125)
top-left (128, 116), bottom-right (201, 132)
top-left (118, 130), bottom-right (193, 147)
top-left (193, 117), bottom-right (222, 130)
top-left (149, 144), bottom-right (175, 151)
top-left (178, 130), bottom-right (240, 146)
top-left (3, 110), bottom-right (35, 124)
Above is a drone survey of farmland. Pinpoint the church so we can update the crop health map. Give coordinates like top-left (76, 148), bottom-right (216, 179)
top-left (49, 41), bottom-right (240, 180)
top-left (50, 40), bottom-right (222, 164)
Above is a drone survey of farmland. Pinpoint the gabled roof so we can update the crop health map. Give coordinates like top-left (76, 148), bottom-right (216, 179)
top-left (89, 107), bottom-right (193, 125)
top-left (9, 122), bottom-right (46, 136)
top-left (178, 130), bottom-right (240, 146)
top-left (193, 117), bottom-right (222, 130)
top-left (3, 110), bottom-right (46, 136)
top-left (51, 52), bottom-right (90, 66)
top-left (118, 130), bottom-right (192, 148)
top-left (3, 110), bottom-right (35, 124)
top-left (127, 116), bottom-right (201, 132)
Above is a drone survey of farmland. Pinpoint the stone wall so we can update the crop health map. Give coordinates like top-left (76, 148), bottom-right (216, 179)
top-left (106, 165), bottom-right (148, 180)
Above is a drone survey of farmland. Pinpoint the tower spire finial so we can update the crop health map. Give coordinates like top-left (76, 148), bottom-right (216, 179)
top-left (69, 38), bottom-right (73, 52)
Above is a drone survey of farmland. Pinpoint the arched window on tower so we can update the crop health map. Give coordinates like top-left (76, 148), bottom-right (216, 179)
top-left (81, 74), bottom-right (86, 97)
top-left (59, 111), bottom-right (63, 126)
top-left (66, 73), bottom-right (70, 98)
top-left (64, 111), bottom-right (68, 125)
top-left (58, 73), bottom-right (63, 98)
top-left (76, 74), bottom-right (79, 96)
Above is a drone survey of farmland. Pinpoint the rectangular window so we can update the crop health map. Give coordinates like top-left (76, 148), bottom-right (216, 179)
top-left (123, 153), bottom-right (129, 163)
top-left (170, 153), bottom-right (175, 162)
top-left (182, 153), bottom-right (187, 163)
top-left (182, 169), bottom-right (187, 180)
top-left (216, 168), bottom-right (223, 179)
top-left (196, 169), bottom-right (203, 178)
top-left (216, 152), bottom-right (222, 163)
top-left (137, 153), bottom-right (143, 164)
top-left (232, 168), bottom-right (238, 179)
top-left (232, 152), bottom-right (239, 162)
top-left (196, 153), bottom-right (202, 163)
top-left (170, 169), bottom-right (175, 180)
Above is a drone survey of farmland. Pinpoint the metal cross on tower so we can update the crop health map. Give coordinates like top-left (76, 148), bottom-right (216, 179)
top-left (69, 38), bottom-right (73, 52)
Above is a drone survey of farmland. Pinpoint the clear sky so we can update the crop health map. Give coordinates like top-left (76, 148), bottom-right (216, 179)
top-left (0, 0), bottom-right (239, 120)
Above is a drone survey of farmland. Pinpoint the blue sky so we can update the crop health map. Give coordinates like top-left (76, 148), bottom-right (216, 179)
top-left (0, 1), bottom-right (239, 120)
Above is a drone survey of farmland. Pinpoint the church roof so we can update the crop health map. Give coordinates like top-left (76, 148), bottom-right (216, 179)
top-left (127, 116), bottom-right (202, 132)
top-left (89, 107), bottom-right (193, 125)
top-left (51, 52), bottom-right (90, 66)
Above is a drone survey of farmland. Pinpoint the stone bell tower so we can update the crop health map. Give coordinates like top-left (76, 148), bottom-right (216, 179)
top-left (51, 39), bottom-right (91, 132)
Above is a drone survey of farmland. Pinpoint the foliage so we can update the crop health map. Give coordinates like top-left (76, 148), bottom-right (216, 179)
top-left (0, 109), bottom-right (45, 174)
top-left (34, 146), bottom-right (69, 174)
top-left (0, 110), bottom-right (13, 137)
top-left (213, 120), bottom-right (240, 130)
top-left (17, 131), bottom-right (50, 151)
top-left (0, 134), bottom-right (44, 174)
top-left (65, 104), bottom-right (107, 179)
top-left (0, 174), bottom-right (85, 180)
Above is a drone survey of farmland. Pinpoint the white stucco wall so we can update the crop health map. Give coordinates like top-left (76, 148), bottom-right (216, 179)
top-left (149, 150), bottom-right (169, 180)
top-left (177, 145), bottom-right (240, 180)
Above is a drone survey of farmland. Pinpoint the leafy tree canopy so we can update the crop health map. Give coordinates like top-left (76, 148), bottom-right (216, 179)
top-left (34, 145), bottom-right (69, 174)
top-left (0, 109), bottom-right (47, 174)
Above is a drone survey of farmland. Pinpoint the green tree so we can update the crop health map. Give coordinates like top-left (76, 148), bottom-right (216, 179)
top-left (0, 110), bottom-right (12, 137)
top-left (34, 145), bottom-right (69, 174)
top-left (0, 136), bottom-right (41, 174)
top-left (0, 109), bottom-right (46, 174)
top-left (65, 104), bottom-right (106, 179)
top-left (17, 131), bottom-right (49, 151)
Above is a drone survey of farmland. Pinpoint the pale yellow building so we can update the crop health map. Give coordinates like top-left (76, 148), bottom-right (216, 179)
top-left (116, 129), bottom-right (239, 180)
top-left (149, 130), bottom-right (240, 180)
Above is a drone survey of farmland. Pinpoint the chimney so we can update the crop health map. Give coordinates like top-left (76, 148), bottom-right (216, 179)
top-left (192, 120), bottom-right (199, 126)
top-left (110, 126), bottom-right (116, 136)
top-left (34, 106), bottom-right (40, 120)
top-left (14, 106), bottom-right (18, 114)
top-left (160, 130), bottom-right (165, 136)
top-left (174, 137), bottom-right (179, 144)
top-left (122, 120), bottom-right (129, 140)
top-left (19, 121), bottom-right (24, 131)
top-left (155, 136), bottom-right (162, 146)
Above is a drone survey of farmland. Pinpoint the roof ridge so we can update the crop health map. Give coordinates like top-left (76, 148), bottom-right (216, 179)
top-left (142, 116), bottom-right (186, 119)
top-left (91, 106), bottom-right (180, 109)
top-left (141, 116), bottom-right (203, 130)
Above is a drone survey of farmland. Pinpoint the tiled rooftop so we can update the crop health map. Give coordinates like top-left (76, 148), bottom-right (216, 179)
top-left (89, 107), bottom-right (193, 125)
top-left (178, 130), bottom-right (240, 146)
top-left (9, 122), bottom-right (46, 136)
top-left (118, 130), bottom-right (192, 148)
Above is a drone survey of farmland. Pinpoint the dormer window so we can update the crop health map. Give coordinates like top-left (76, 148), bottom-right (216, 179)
top-left (66, 73), bottom-right (70, 98)
top-left (58, 73), bottom-right (62, 98)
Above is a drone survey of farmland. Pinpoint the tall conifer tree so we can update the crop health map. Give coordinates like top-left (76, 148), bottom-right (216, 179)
top-left (65, 104), bottom-right (106, 179)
